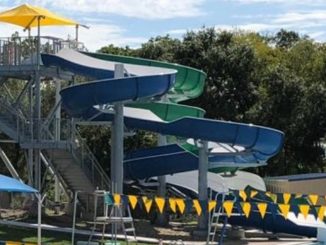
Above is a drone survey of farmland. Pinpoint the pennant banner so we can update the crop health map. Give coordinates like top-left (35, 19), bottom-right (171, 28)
top-left (155, 197), bottom-right (165, 214)
top-left (128, 195), bottom-right (138, 210)
top-left (278, 204), bottom-right (290, 219)
top-left (176, 199), bottom-right (186, 214)
top-left (193, 200), bottom-right (202, 216)
top-left (142, 197), bottom-right (153, 213)
top-left (309, 195), bottom-right (319, 205)
top-left (299, 205), bottom-right (310, 219)
top-left (241, 202), bottom-right (251, 218)
top-left (208, 201), bottom-right (217, 212)
top-left (250, 190), bottom-right (258, 199)
top-left (98, 189), bottom-right (326, 220)
top-left (257, 203), bottom-right (267, 219)
top-left (223, 201), bottom-right (234, 218)
top-left (239, 190), bottom-right (247, 202)
top-left (114, 194), bottom-right (121, 205)
top-left (318, 206), bottom-right (325, 221)
top-left (169, 198), bottom-right (177, 213)
top-left (283, 193), bottom-right (291, 204)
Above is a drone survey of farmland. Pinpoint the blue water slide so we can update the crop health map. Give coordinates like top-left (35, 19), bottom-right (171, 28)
top-left (41, 49), bottom-right (284, 179)
top-left (41, 49), bottom-right (176, 114)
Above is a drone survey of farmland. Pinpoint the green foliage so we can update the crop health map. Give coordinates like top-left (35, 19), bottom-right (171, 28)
top-left (96, 28), bottom-right (326, 176)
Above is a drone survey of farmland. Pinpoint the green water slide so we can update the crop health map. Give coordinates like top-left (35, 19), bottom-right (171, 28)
top-left (83, 52), bottom-right (206, 103)
top-left (83, 52), bottom-right (256, 174)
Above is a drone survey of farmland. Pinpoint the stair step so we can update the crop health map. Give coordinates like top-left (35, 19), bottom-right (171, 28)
top-left (126, 238), bottom-right (137, 242)
top-left (125, 228), bottom-right (135, 232)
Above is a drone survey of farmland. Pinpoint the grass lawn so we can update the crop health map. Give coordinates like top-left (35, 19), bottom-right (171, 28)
top-left (0, 225), bottom-right (150, 244)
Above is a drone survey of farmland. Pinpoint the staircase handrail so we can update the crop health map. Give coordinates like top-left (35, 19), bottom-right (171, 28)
top-left (71, 127), bottom-right (111, 190)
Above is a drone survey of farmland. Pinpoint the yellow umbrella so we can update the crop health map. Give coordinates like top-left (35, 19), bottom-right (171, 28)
top-left (0, 3), bottom-right (77, 28)
top-left (0, 3), bottom-right (79, 65)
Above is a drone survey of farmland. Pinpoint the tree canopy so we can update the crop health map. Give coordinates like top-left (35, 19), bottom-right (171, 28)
top-left (98, 28), bottom-right (326, 176)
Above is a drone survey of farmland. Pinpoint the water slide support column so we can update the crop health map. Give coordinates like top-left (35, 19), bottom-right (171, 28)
top-left (28, 80), bottom-right (34, 186)
top-left (54, 79), bottom-right (61, 202)
top-left (111, 64), bottom-right (124, 194)
top-left (157, 134), bottom-right (167, 225)
top-left (198, 140), bottom-right (208, 230)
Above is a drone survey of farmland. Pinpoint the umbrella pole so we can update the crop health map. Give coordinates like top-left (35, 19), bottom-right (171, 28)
top-left (37, 194), bottom-right (41, 245)
top-left (34, 16), bottom-right (42, 191)
top-left (75, 24), bottom-right (79, 42)
top-left (36, 194), bottom-right (46, 245)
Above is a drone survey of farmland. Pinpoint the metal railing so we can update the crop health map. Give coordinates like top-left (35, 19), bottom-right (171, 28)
top-left (71, 128), bottom-right (111, 190)
top-left (39, 111), bottom-right (111, 190)
top-left (0, 35), bottom-right (86, 66)
top-left (0, 97), bottom-right (110, 191)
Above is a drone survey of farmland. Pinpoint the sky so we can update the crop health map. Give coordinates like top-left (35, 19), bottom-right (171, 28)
top-left (1, 0), bottom-right (326, 51)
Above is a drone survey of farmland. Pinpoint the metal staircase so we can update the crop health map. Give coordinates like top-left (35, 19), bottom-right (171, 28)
top-left (0, 94), bottom-right (110, 208)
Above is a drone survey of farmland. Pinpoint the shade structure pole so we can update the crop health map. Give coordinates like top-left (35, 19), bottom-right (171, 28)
top-left (75, 24), bottom-right (79, 42)
top-left (34, 16), bottom-right (42, 191)
top-left (198, 140), bottom-right (208, 230)
top-left (71, 191), bottom-right (80, 245)
top-left (111, 64), bottom-right (124, 194)
top-left (37, 193), bottom-right (45, 245)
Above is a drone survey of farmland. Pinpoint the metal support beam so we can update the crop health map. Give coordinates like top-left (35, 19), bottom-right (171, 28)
top-left (157, 134), bottom-right (168, 225)
top-left (13, 80), bottom-right (32, 109)
top-left (198, 140), bottom-right (208, 230)
top-left (28, 81), bottom-right (34, 186)
top-left (54, 79), bottom-right (61, 202)
top-left (111, 64), bottom-right (124, 194)
top-left (0, 146), bottom-right (20, 180)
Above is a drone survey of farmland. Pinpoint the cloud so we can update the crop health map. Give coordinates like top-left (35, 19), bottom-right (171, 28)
top-left (227, 0), bottom-right (325, 5)
top-left (4, 0), bottom-right (206, 20)
top-left (220, 8), bottom-right (326, 41)
top-left (273, 11), bottom-right (326, 24)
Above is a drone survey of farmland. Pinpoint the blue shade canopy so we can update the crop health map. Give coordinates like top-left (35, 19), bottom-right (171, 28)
top-left (0, 174), bottom-right (38, 193)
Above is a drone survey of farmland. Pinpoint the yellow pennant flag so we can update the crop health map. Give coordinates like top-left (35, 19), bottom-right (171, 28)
top-left (250, 190), bottom-right (258, 199)
top-left (257, 203), bottom-right (268, 219)
top-left (223, 201), bottom-right (234, 218)
top-left (142, 197), bottom-right (153, 213)
top-left (239, 190), bottom-right (247, 202)
top-left (318, 206), bottom-right (325, 221)
top-left (309, 194), bottom-right (319, 205)
top-left (270, 193), bottom-right (277, 203)
top-left (283, 193), bottom-right (291, 204)
top-left (114, 194), bottom-right (121, 205)
top-left (265, 192), bottom-right (271, 198)
top-left (278, 204), bottom-right (290, 219)
top-left (176, 199), bottom-right (186, 214)
top-left (241, 202), bottom-right (251, 218)
top-left (295, 193), bottom-right (302, 198)
top-left (155, 197), bottom-right (165, 214)
top-left (128, 195), bottom-right (138, 210)
top-left (193, 200), bottom-right (202, 216)
top-left (208, 201), bottom-right (217, 212)
top-left (299, 205), bottom-right (310, 219)
top-left (169, 198), bottom-right (177, 213)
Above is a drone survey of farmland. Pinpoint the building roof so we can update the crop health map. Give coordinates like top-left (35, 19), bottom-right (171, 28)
top-left (265, 173), bottom-right (326, 182)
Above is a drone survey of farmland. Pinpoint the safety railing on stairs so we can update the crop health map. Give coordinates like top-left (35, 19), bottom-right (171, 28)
top-left (0, 97), bottom-right (31, 141)
top-left (0, 96), bottom-right (111, 192)
top-left (70, 128), bottom-right (111, 191)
